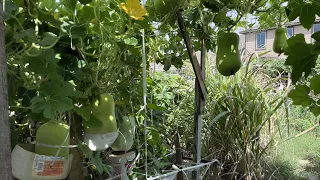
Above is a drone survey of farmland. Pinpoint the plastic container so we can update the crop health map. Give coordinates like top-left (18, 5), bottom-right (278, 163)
top-left (104, 150), bottom-right (136, 180)
top-left (83, 131), bottom-right (119, 151)
top-left (12, 144), bottom-right (73, 180)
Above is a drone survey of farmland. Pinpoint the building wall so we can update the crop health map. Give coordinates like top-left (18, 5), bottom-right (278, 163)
top-left (244, 24), bottom-right (313, 59)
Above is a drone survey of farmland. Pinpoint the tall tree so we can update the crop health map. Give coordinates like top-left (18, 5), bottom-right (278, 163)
top-left (0, 0), bottom-right (13, 179)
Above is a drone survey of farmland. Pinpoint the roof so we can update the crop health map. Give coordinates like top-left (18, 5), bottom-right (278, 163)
top-left (240, 17), bottom-right (320, 34)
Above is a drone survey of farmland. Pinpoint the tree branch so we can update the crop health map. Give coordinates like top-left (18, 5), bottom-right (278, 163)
top-left (176, 10), bottom-right (207, 99)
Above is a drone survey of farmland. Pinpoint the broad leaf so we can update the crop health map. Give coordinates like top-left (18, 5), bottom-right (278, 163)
top-left (31, 95), bottom-right (73, 119)
top-left (148, 128), bottom-right (161, 146)
top-left (287, 0), bottom-right (303, 21)
top-left (39, 32), bottom-right (58, 46)
top-left (312, 0), bottom-right (320, 17)
top-left (31, 75), bottom-right (82, 118)
top-left (78, 6), bottom-right (94, 23)
top-left (285, 43), bottom-right (318, 83)
top-left (4, 0), bottom-right (18, 20)
top-left (62, 0), bottom-right (77, 12)
top-left (310, 105), bottom-right (320, 117)
top-left (300, 4), bottom-right (315, 30)
top-left (147, 103), bottom-right (166, 111)
top-left (77, 142), bottom-right (93, 158)
top-left (15, 29), bottom-right (38, 43)
top-left (287, 34), bottom-right (306, 47)
top-left (61, 22), bottom-right (87, 38)
top-left (91, 153), bottom-right (110, 174)
top-left (74, 106), bottom-right (91, 121)
top-left (310, 75), bottom-right (320, 95)
top-left (23, 49), bottom-right (60, 76)
top-left (311, 31), bottom-right (320, 43)
top-left (288, 85), bottom-right (313, 107)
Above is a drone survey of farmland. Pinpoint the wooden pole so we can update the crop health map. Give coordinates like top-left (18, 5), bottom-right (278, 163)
top-left (176, 10), bottom-right (207, 180)
top-left (175, 132), bottom-right (184, 180)
top-left (193, 38), bottom-right (206, 180)
top-left (176, 10), bottom-right (207, 100)
top-left (0, 0), bottom-right (13, 179)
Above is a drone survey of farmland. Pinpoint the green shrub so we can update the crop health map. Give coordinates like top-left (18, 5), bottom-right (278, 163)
top-left (201, 59), bottom-right (284, 179)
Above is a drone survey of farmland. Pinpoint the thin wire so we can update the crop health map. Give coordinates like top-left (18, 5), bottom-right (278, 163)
top-left (141, 0), bottom-right (148, 179)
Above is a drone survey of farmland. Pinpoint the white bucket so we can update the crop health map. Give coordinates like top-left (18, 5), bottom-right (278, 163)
top-left (12, 144), bottom-right (73, 180)
top-left (104, 151), bottom-right (136, 180)
top-left (83, 131), bottom-right (119, 151)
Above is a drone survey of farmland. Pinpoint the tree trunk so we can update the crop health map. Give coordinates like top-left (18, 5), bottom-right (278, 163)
top-left (66, 114), bottom-right (84, 180)
top-left (0, 0), bottom-right (13, 179)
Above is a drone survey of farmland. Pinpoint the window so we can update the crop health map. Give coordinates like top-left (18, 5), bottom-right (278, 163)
top-left (256, 32), bottom-right (266, 49)
top-left (287, 27), bottom-right (293, 38)
top-left (312, 24), bottom-right (320, 43)
top-left (313, 24), bottom-right (320, 33)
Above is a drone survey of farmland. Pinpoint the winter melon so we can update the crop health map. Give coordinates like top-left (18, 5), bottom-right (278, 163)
top-left (111, 116), bottom-right (136, 152)
top-left (35, 121), bottom-right (70, 157)
top-left (216, 32), bottom-right (241, 76)
top-left (84, 93), bottom-right (117, 134)
top-left (154, 0), bottom-right (180, 15)
top-left (273, 28), bottom-right (288, 54)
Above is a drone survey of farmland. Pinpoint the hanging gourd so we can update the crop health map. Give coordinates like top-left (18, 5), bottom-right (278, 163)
top-left (85, 93), bottom-right (118, 134)
top-left (273, 28), bottom-right (288, 54)
top-left (84, 93), bottom-right (118, 151)
top-left (154, 0), bottom-right (181, 15)
top-left (216, 32), bottom-right (241, 76)
top-left (111, 116), bottom-right (136, 152)
top-left (34, 121), bottom-right (70, 157)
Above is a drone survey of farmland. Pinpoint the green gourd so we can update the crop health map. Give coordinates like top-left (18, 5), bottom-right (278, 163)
top-left (154, 0), bottom-right (180, 15)
top-left (273, 28), bottom-right (288, 54)
top-left (111, 116), bottom-right (136, 152)
top-left (216, 32), bottom-right (241, 76)
top-left (84, 93), bottom-right (118, 134)
top-left (35, 121), bottom-right (70, 157)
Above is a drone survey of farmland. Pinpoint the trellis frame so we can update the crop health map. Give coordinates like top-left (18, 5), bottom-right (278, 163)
top-left (176, 10), bottom-right (207, 180)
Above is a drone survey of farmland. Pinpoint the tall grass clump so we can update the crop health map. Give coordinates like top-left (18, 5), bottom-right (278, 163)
top-left (202, 56), bottom-right (284, 179)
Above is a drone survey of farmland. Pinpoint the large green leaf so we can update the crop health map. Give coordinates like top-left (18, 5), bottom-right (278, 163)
top-left (39, 32), bottom-right (58, 46)
top-left (300, 4), bottom-right (315, 30)
top-left (311, 31), bottom-right (320, 43)
top-left (286, 0), bottom-right (303, 21)
top-left (285, 43), bottom-right (318, 83)
top-left (288, 85), bottom-right (314, 107)
top-left (310, 105), bottom-right (320, 116)
top-left (23, 49), bottom-right (60, 76)
top-left (77, 6), bottom-right (94, 23)
top-left (312, 0), bottom-right (320, 17)
top-left (31, 95), bottom-right (73, 119)
top-left (15, 29), bottom-right (38, 43)
top-left (30, 75), bottom-right (83, 118)
top-left (310, 74), bottom-right (320, 95)
top-left (60, 22), bottom-right (87, 38)
top-left (62, 0), bottom-right (77, 12)
top-left (4, 0), bottom-right (18, 20)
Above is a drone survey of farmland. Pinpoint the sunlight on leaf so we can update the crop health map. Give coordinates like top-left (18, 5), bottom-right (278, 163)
top-left (288, 85), bottom-right (314, 107)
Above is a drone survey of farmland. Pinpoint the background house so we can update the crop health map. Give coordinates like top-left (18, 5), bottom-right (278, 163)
top-left (240, 18), bottom-right (320, 58)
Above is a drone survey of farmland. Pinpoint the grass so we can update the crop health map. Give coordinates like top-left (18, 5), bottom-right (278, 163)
top-left (268, 128), bottom-right (320, 180)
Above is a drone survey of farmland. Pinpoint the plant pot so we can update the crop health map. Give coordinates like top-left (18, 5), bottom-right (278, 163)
top-left (12, 144), bottom-right (73, 180)
top-left (83, 131), bottom-right (119, 151)
top-left (104, 150), bottom-right (137, 180)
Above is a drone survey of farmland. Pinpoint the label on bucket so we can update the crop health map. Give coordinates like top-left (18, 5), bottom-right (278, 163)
top-left (32, 155), bottom-right (65, 177)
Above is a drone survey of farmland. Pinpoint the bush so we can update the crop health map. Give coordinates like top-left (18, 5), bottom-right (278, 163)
top-left (201, 59), bottom-right (284, 179)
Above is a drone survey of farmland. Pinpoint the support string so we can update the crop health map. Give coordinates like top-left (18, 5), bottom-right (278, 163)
top-left (141, 0), bottom-right (148, 179)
